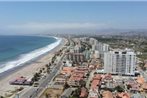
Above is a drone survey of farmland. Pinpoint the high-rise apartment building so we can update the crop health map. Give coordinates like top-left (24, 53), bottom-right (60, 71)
top-left (66, 53), bottom-right (85, 63)
top-left (95, 43), bottom-right (109, 52)
top-left (104, 50), bottom-right (136, 75)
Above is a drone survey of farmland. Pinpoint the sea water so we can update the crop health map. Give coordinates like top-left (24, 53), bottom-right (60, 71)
top-left (0, 35), bottom-right (61, 73)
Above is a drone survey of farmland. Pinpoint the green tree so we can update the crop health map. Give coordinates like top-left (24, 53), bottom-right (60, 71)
top-left (73, 87), bottom-right (81, 97)
top-left (0, 96), bottom-right (4, 98)
top-left (79, 80), bottom-right (86, 87)
top-left (115, 86), bottom-right (124, 92)
top-left (32, 73), bottom-right (40, 82)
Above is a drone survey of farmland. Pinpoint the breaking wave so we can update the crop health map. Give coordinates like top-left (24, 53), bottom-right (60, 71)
top-left (0, 37), bottom-right (61, 73)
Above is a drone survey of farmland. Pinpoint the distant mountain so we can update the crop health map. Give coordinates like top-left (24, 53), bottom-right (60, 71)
top-left (42, 28), bottom-right (147, 37)
top-left (95, 29), bottom-right (147, 36)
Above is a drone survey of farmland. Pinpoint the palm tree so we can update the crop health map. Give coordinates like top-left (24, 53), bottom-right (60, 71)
top-left (32, 73), bottom-right (40, 82)
top-left (45, 64), bottom-right (49, 69)
top-left (56, 94), bottom-right (60, 98)
top-left (45, 93), bottom-right (51, 98)
top-left (39, 69), bottom-right (42, 74)
top-left (0, 96), bottom-right (4, 98)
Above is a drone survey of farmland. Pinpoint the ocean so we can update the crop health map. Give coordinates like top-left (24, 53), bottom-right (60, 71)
top-left (0, 35), bottom-right (61, 73)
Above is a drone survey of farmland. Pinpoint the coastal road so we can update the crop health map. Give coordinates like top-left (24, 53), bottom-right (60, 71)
top-left (19, 49), bottom-right (66, 98)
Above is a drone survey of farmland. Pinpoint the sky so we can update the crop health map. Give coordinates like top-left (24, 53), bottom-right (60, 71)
top-left (0, 1), bottom-right (147, 35)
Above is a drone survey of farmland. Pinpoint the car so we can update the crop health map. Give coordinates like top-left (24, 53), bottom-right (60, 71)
top-left (33, 82), bottom-right (39, 87)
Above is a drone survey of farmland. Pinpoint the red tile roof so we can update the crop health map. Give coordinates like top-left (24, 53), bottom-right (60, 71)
top-left (69, 76), bottom-right (83, 81)
top-left (117, 92), bottom-right (130, 98)
top-left (136, 77), bottom-right (145, 84)
top-left (142, 82), bottom-right (147, 90)
top-left (61, 67), bottom-right (74, 75)
top-left (102, 91), bottom-right (113, 98)
top-left (91, 80), bottom-right (100, 89)
top-left (93, 74), bottom-right (101, 80)
top-left (80, 87), bottom-right (88, 98)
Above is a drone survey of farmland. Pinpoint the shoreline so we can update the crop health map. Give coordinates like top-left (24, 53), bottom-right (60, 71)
top-left (0, 38), bottom-right (62, 79)
top-left (0, 36), bottom-right (60, 74)
top-left (0, 37), bottom-right (67, 96)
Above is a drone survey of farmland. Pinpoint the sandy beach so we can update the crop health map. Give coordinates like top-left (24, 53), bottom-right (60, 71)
top-left (0, 38), bottom-right (67, 96)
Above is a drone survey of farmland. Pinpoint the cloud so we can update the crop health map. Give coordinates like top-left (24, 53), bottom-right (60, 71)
top-left (6, 22), bottom-right (110, 34)
top-left (8, 22), bottom-right (107, 30)
top-left (0, 0), bottom-right (145, 1)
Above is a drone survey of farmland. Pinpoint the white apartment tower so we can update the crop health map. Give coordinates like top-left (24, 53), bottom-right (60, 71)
top-left (95, 43), bottom-right (109, 52)
top-left (104, 50), bottom-right (136, 75)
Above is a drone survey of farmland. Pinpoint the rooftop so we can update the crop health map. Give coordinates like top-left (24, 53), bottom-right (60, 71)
top-left (136, 76), bottom-right (145, 84)
top-left (102, 91), bottom-right (113, 98)
top-left (91, 80), bottom-right (100, 89)
top-left (116, 92), bottom-right (130, 98)
top-left (80, 87), bottom-right (88, 98)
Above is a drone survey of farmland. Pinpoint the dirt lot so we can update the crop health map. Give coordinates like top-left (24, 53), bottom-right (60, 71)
top-left (39, 88), bottom-right (63, 98)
